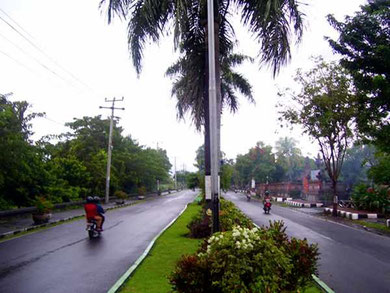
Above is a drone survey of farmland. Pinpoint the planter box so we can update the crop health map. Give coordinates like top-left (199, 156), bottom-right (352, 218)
top-left (32, 213), bottom-right (52, 225)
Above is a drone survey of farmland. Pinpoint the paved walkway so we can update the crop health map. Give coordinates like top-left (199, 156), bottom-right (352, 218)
top-left (0, 192), bottom-right (168, 235)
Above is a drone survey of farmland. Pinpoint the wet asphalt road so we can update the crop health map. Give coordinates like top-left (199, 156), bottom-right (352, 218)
top-left (0, 190), bottom-right (197, 293)
top-left (225, 192), bottom-right (390, 293)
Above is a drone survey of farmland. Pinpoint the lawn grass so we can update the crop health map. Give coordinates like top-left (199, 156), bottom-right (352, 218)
top-left (302, 281), bottom-right (323, 293)
top-left (119, 202), bottom-right (202, 293)
top-left (358, 220), bottom-right (390, 233)
top-left (118, 200), bottom-right (323, 293)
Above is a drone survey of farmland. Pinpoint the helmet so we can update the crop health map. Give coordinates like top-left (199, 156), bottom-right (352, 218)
top-left (86, 196), bottom-right (94, 203)
top-left (93, 196), bottom-right (100, 203)
top-left (265, 190), bottom-right (270, 196)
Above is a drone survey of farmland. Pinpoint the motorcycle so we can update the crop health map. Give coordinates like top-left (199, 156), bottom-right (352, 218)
top-left (86, 220), bottom-right (101, 239)
top-left (246, 193), bottom-right (251, 201)
top-left (263, 202), bottom-right (272, 214)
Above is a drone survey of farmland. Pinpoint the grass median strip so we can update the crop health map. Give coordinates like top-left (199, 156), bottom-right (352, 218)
top-left (119, 202), bottom-right (202, 293)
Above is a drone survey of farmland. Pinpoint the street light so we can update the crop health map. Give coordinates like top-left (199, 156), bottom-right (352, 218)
top-left (207, 0), bottom-right (220, 233)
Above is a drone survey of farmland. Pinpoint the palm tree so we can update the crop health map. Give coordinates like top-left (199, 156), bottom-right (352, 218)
top-left (165, 39), bottom-right (254, 130)
top-left (275, 137), bottom-right (303, 181)
top-left (100, 0), bottom-right (304, 127)
top-left (101, 0), bottom-right (304, 75)
top-left (100, 0), bottom-right (304, 193)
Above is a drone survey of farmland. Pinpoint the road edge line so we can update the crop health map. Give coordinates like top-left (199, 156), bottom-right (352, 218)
top-left (312, 274), bottom-right (335, 293)
top-left (0, 202), bottom-right (141, 242)
top-left (106, 203), bottom-right (189, 293)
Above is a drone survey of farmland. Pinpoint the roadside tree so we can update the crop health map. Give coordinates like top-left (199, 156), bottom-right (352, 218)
top-left (0, 94), bottom-right (47, 208)
top-left (340, 144), bottom-right (376, 189)
top-left (327, 0), bottom-right (390, 152)
top-left (275, 137), bottom-right (304, 182)
top-left (279, 59), bottom-right (356, 216)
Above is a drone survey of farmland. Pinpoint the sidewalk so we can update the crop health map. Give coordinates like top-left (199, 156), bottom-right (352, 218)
top-left (0, 191), bottom-right (172, 237)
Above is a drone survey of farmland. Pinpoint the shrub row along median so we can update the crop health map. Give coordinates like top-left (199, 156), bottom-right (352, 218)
top-left (118, 197), bottom-right (322, 293)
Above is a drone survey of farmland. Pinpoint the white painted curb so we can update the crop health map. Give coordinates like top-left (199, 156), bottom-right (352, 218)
top-left (107, 203), bottom-right (189, 293)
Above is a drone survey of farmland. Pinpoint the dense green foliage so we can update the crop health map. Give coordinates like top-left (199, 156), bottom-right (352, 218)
top-left (0, 94), bottom-right (46, 208)
top-left (0, 94), bottom-right (172, 209)
top-left (340, 144), bottom-right (375, 188)
top-left (327, 0), bottom-right (390, 152)
top-left (187, 198), bottom-right (253, 238)
top-left (171, 221), bottom-right (319, 293)
top-left (351, 184), bottom-right (390, 214)
top-left (279, 59), bottom-right (356, 212)
top-left (233, 139), bottom-right (307, 188)
top-left (368, 152), bottom-right (390, 185)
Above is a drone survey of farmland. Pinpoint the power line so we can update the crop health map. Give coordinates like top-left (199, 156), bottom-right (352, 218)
top-left (0, 9), bottom-right (93, 91)
top-left (0, 49), bottom-right (36, 73)
top-left (0, 32), bottom-right (79, 87)
top-left (24, 108), bottom-right (68, 127)
top-left (0, 8), bottom-right (36, 42)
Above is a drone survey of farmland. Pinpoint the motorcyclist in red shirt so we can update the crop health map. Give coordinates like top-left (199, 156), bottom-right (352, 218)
top-left (263, 190), bottom-right (272, 212)
top-left (84, 196), bottom-right (103, 231)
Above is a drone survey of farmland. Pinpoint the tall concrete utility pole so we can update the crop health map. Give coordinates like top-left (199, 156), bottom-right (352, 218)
top-left (207, 0), bottom-right (220, 233)
top-left (100, 97), bottom-right (125, 204)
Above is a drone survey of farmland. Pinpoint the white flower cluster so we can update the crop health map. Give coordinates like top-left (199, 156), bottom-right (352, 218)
top-left (208, 233), bottom-right (224, 244)
top-left (232, 226), bottom-right (260, 250)
top-left (205, 233), bottom-right (225, 254)
top-left (200, 226), bottom-right (261, 257)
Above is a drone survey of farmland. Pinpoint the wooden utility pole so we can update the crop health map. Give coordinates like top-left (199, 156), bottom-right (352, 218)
top-left (100, 97), bottom-right (125, 204)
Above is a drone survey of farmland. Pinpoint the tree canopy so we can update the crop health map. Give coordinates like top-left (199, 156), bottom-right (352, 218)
top-left (327, 0), bottom-right (390, 151)
top-left (102, 0), bottom-right (304, 75)
top-left (279, 59), bottom-right (357, 215)
top-left (0, 94), bottom-right (173, 209)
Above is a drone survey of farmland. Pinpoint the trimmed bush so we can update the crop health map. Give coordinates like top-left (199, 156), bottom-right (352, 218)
top-left (187, 198), bottom-right (253, 238)
top-left (33, 196), bottom-right (54, 214)
top-left (114, 190), bottom-right (127, 200)
top-left (219, 199), bottom-right (254, 231)
top-left (187, 211), bottom-right (212, 239)
top-left (137, 186), bottom-right (146, 195)
top-left (171, 221), bottom-right (318, 293)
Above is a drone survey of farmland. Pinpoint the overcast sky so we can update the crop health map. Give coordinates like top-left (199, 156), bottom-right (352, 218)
top-left (0, 0), bottom-right (367, 172)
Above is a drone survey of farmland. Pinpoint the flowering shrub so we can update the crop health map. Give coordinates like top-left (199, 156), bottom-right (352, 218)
top-left (33, 196), bottom-right (54, 214)
top-left (171, 221), bottom-right (319, 293)
top-left (351, 184), bottom-right (390, 214)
